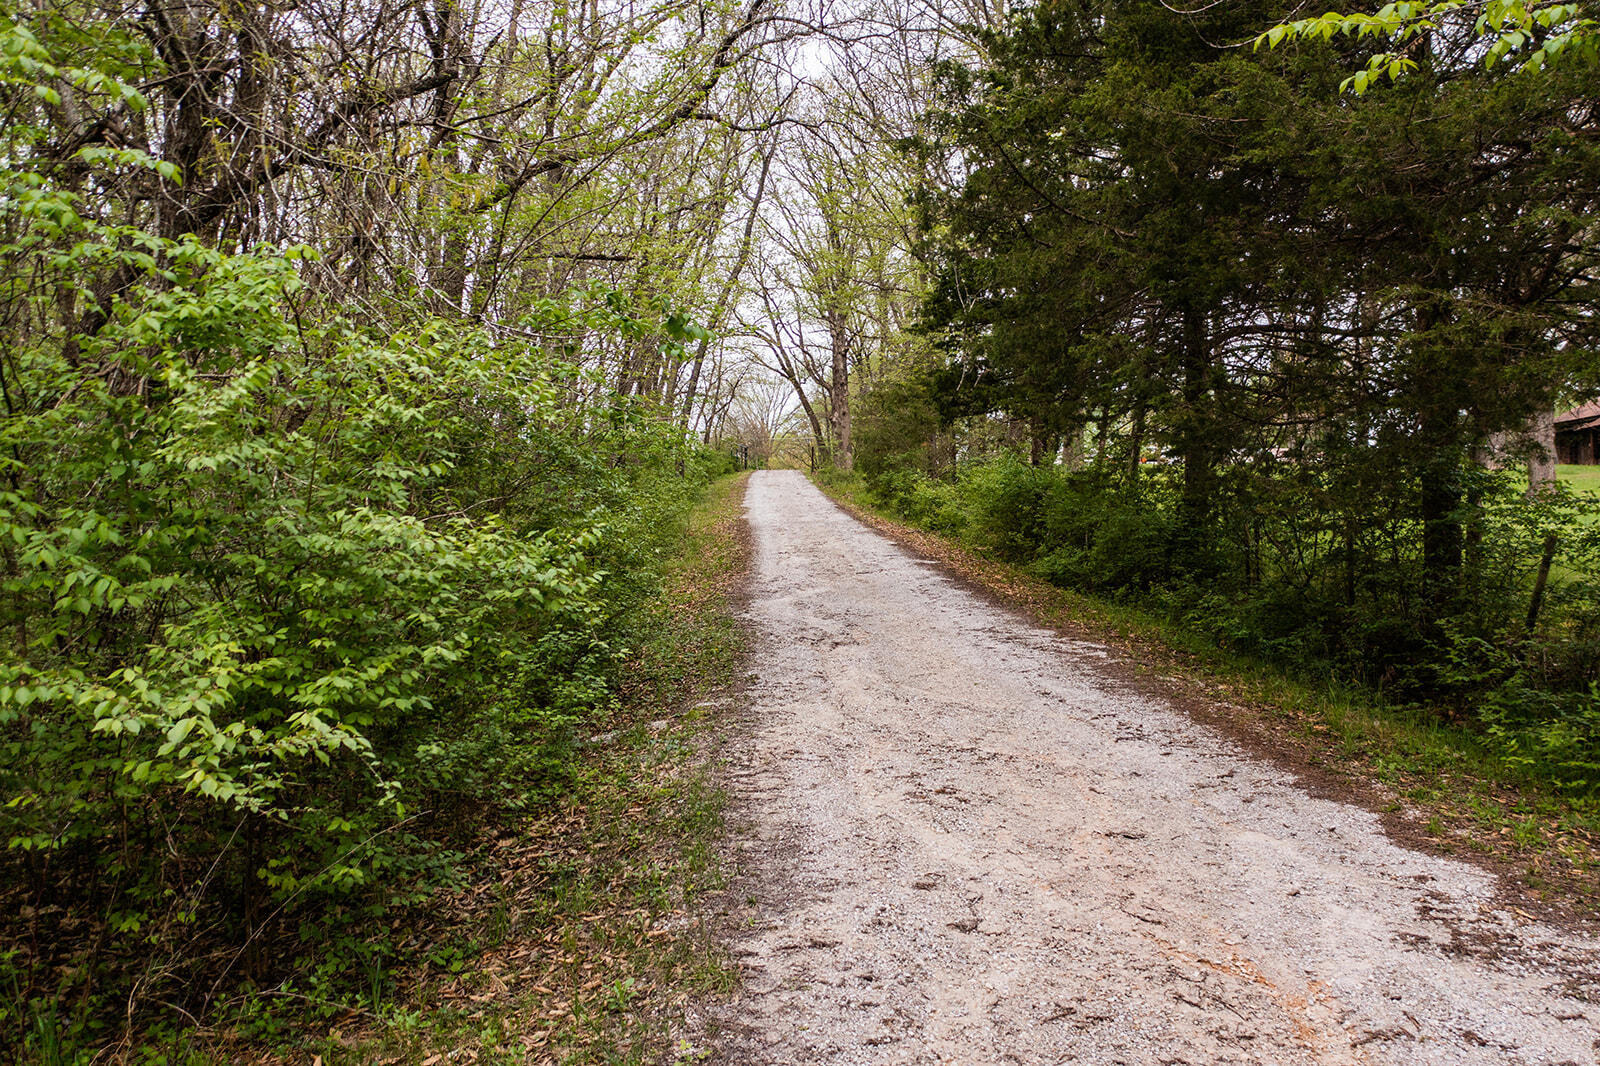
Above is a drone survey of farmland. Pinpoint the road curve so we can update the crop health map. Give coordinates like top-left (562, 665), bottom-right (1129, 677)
top-left (705, 470), bottom-right (1598, 1066)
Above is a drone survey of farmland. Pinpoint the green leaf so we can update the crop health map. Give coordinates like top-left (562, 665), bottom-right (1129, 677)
top-left (166, 717), bottom-right (195, 747)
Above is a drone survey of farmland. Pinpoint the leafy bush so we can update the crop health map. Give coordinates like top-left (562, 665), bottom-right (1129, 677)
top-left (0, 95), bottom-right (723, 1042)
top-left (865, 469), bottom-right (968, 534)
top-left (1483, 682), bottom-right (1600, 794)
top-left (853, 375), bottom-right (946, 481)
top-left (1031, 474), bottom-right (1177, 593)
top-left (956, 456), bottom-right (1056, 561)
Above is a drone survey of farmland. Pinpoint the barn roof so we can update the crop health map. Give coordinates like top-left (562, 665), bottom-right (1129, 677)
top-left (1557, 401), bottom-right (1600, 432)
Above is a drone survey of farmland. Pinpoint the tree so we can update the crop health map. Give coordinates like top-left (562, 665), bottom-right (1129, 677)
top-left (0, 3), bottom-right (823, 1044)
top-left (1258, 2), bottom-right (1599, 92)
top-left (916, 0), bottom-right (1600, 628)
top-left (746, 106), bottom-right (918, 471)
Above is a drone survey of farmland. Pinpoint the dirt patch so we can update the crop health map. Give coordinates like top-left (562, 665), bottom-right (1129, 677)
top-left (697, 470), bottom-right (1600, 1066)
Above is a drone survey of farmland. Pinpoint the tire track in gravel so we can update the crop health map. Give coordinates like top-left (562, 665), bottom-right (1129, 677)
top-left (703, 469), bottom-right (1599, 1066)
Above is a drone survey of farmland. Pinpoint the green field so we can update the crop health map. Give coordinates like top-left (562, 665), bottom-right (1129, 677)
top-left (1559, 464), bottom-right (1600, 496)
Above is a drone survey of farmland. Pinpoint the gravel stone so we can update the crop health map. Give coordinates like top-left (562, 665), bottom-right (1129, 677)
top-left (706, 470), bottom-right (1600, 1066)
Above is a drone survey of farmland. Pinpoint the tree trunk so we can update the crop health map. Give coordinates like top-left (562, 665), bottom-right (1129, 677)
top-left (1126, 395), bottom-right (1145, 487)
top-left (827, 310), bottom-right (853, 471)
top-left (1418, 408), bottom-right (1464, 619)
top-left (1173, 306), bottom-right (1214, 571)
top-left (1527, 406), bottom-right (1557, 494)
top-left (1029, 414), bottom-right (1048, 466)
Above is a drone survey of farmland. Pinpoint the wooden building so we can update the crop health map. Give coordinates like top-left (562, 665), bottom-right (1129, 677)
top-left (1556, 402), bottom-right (1600, 465)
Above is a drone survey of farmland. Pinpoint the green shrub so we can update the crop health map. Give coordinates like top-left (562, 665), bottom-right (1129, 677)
top-left (1031, 474), bottom-right (1177, 593)
top-left (866, 469), bottom-right (968, 534)
top-left (0, 97), bottom-right (724, 1041)
top-left (956, 456), bottom-right (1055, 561)
top-left (854, 376), bottom-right (945, 480)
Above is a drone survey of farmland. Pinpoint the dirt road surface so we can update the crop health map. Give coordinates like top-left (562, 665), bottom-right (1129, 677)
top-left (702, 470), bottom-right (1599, 1066)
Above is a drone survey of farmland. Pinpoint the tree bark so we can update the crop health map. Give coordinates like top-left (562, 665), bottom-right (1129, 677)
top-left (1527, 406), bottom-right (1557, 494)
top-left (826, 309), bottom-right (853, 471)
top-left (1418, 407), bottom-right (1464, 618)
top-left (1176, 306), bottom-right (1214, 536)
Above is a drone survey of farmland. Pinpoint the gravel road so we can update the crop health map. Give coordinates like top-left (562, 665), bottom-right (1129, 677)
top-left (703, 469), bottom-right (1599, 1066)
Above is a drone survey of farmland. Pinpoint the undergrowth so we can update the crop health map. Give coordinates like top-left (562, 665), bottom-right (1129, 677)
top-left (275, 470), bottom-right (753, 1066)
top-left (8, 472), bottom-right (752, 1065)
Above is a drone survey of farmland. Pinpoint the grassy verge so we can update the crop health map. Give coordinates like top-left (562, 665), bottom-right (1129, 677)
top-left (199, 472), bottom-right (753, 1066)
top-left (816, 473), bottom-right (1600, 925)
top-left (1559, 463), bottom-right (1600, 496)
